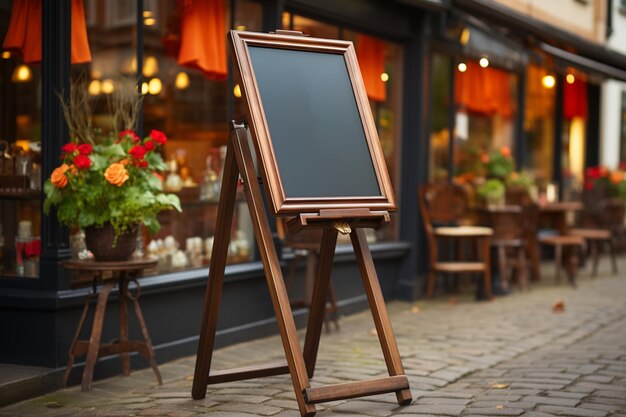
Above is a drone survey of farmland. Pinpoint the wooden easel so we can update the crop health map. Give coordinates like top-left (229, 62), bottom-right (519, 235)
top-left (191, 122), bottom-right (412, 416)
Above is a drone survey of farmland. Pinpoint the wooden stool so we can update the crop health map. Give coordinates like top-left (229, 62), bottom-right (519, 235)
top-left (63, 258), bottom-right (162, 391)
top-left (429, 226), bottom-right (493, 300)
top-left (568, 228), bottom-right (618, 276)
top-left (539, 235), bottom-right (585, 286)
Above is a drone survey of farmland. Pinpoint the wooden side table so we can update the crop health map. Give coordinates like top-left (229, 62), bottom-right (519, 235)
top-left (63, 258), bottom-right (162, 391)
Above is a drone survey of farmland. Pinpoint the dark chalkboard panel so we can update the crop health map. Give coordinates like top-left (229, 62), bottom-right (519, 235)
top-left (248, 46), bottom-right (380, 198)
top-left (229, 30), bottom-right (396, 214)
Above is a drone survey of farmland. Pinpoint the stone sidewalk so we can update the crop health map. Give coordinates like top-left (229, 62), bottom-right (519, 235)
top-left (2, 261), bottom-right (626, 417)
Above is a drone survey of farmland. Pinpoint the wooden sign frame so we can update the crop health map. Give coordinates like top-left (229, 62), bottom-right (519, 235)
top-left (192, 30), bottom-right (412, 417)
top-left (228, 30), bottom-right (396, 215)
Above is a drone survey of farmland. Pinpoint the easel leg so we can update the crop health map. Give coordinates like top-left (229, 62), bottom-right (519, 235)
top-left (350, 229), bottom-right (412, 405)
top-left (303, 229), bottom-right (338, 378)
top-left (82, 281), bottom-right (114, 391)
top-left (192, 140), bottom-right (240, 400)
top-left (231, 125), bottom-right (315, 416)
top-left (119, 274), bottom-right (130, 376)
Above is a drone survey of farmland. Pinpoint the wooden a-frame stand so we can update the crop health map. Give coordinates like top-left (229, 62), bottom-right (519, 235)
top-left (191, 122), bottom-right (412, 416)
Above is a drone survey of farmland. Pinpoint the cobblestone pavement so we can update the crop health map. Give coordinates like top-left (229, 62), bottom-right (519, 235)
top-left (2, 261), bottom-right (626, 417)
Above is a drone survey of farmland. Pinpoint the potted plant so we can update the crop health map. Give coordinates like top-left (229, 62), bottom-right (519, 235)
top-left (43, 79), bottom-right (181, 261)
top-left (476, 178), bottom-right (505, 208)
top-left (482, 146), bottom-right (515, 180)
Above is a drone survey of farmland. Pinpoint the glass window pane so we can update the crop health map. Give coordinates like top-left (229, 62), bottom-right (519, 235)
top-left (524, 64), bottom-right (555, 184)
top-left (454, 59), bottom-right (518, 183)
top-left (0, 0), bottom-right (43, 279)
top-left (430, 53), bottom-right (451, 181)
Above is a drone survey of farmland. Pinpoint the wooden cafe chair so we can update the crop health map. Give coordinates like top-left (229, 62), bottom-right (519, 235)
top-left (478, 205), bottom-right (528, 291)
top-left (506, 187), bottom-right (541, 282)
top-left (418, 183), bottom-right (493, 300)
top-left (569, 198), bottom-right (621, 276)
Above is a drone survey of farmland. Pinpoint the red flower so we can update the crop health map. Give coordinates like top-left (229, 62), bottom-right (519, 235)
top-left (135, 159), bottom-right (149, 168)
top-left (619, 161), bottom-right (626, 171)
top-left (62, 143), bottom-right (78, 154)
top-left (143, 140), bottom-right (155, 151)
top-left (118, 129), bottom-right (140, 142)
top-left (129, 145), bottom-right (147, 160)
top-left (149, 129), bottom-right (167, 145)
top-left (73, 155), bottom-right (92, 169)
top-left (77, 143), bottom-right (93, 155)
top-left (585, 167), bottom-right (602, 180)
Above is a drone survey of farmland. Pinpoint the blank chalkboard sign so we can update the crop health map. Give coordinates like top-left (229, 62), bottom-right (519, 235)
top-left (229, 30), bottom-right (396, 215)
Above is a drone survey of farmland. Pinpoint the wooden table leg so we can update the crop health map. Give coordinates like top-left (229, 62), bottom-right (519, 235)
top-left (119, 273), bottom-right (131, 376)
top-left (81, 281), bottom-right (114, 391)
top-left (64, 293), bottom-right (93, 386)
top-left (129, 278), bottom-right (162, 385)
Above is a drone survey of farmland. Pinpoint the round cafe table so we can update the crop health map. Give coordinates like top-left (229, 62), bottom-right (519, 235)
top-left (62, 257), bottom-right (161, 391)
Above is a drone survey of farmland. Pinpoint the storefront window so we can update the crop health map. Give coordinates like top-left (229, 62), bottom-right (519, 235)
top-left (454, 59), bottom-right (517, 183)
top-left (524, 64), bottom-right (555, 184)
top-left (429, 53), bottom-right (452, 181)
top-left (1, 0), bottom-right (43, 278)
top-left (281, 12), bottom-right (403, 241)
top-left (561, 70), bottom-right (588, 201)
top-left (619, 91), bottom-right (626, 163)
top-left (67, 0), bottom-right (260, 274)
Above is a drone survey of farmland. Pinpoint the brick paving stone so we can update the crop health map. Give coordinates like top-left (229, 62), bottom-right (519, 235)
top-left (521, 396), bottom-right (580, 407)
top-left (520, 412), bottom-right (557, 417)
top-left (209, 403), bottom-right (282, 416)
top-left (395, 404), bottom-right (466, 415)
top-left (463, 407), bottom-right (526, 415)
top-left (535, 405), bottom-right (609, 417)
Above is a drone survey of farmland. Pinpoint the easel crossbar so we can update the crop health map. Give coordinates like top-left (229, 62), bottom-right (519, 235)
top-left (304, 375), bottom-right (410, 404)
top-left (207, 361), bottom-right (290, 384)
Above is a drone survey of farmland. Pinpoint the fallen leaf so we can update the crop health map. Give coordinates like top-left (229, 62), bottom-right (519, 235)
top-left (369, 328), bottom-right (378, 336)
top-left (448, 297), bottom-right (459, 305)
top-left (490, 383), bottom-right (509, 389)
top-left (496, 404), bottom-right (505, 410)
top-left (552, 298), bottom-right (565, 313)
top-left (186, 375), bottom-right (194, 381)
top-left (411, 306), bottom-right (420, 314)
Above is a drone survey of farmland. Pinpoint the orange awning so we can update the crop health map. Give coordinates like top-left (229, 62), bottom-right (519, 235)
top-left (356, 35), bottom-right (387, 102)
top-left (455, 60), bottom-right (513, 118)
top-left (178, 0), bottom-right (227, 80)
top-left (2, 0), bottom-right (91, 64)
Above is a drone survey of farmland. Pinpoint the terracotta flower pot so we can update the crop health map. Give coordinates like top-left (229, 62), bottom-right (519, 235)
top-left (84, 223), bottom-right (138, 262)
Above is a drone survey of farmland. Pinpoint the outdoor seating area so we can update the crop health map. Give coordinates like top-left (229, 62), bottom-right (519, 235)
top-left (419, 162), bottom-right (626, 298)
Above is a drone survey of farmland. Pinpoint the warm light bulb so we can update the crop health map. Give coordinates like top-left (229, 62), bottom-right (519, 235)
top-left (144, 17), bottom-right (156, 26)
top-left (542, 75), bottom-right (556, 89)
top-left (141, 82), bottom-right (149, 95)
top-left (143, 10), bottom-right (153, 18)
top-left (148, 78), bottom-right (162, 95)
top-left (458, 62), bottom-right (467, 72)
top-left (566, 74), bottom-right (575, 84)
top-left (143, 56), bottom-right (159, 77)
top-left (101, 79), bottom-right (115, 94)
top-left (235, 25), bottom-right (247, 31)
top-left (88, 80), bottom-right (101, 96)
top-left (12, 64), bottom-right (32, 82)
top-left (460, 28), bottom-right (471, 46)
top-left (380, 72), bottom-right (389, 82)
top-left (1, 51), bottom-right (11, 59)
top-left (233, 83), bottom-right (242, 98)
top-left (479, 57), bottom-right (489, 68)
top-left (175, 72), bottom-right (190, 90)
